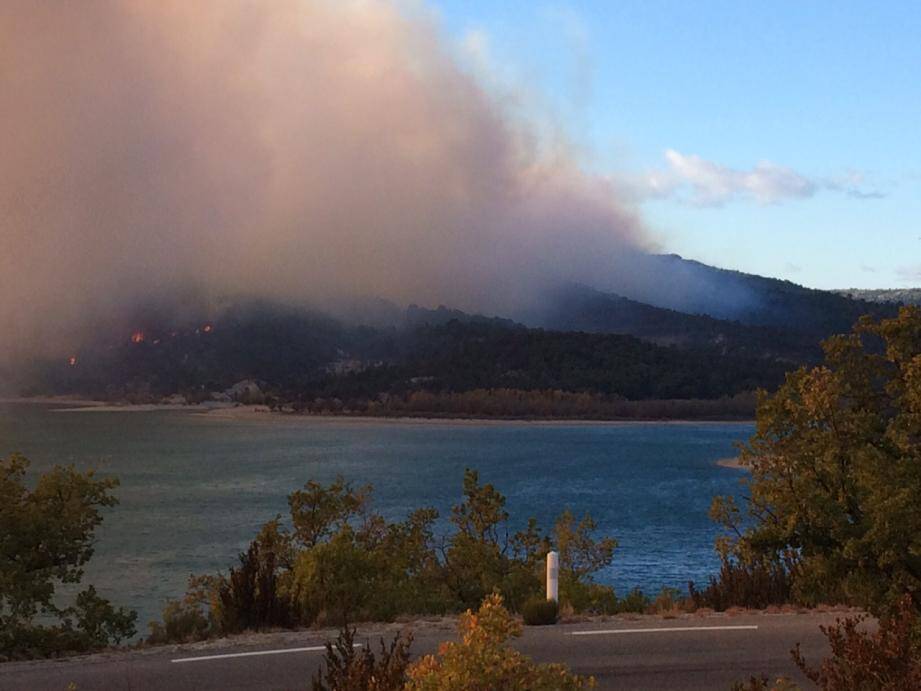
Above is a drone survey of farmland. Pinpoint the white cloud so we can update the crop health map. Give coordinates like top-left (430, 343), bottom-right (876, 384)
top-left (823, 170), bottom-right (887, 199)
top-left (639, 149), bottom-right (883, 207)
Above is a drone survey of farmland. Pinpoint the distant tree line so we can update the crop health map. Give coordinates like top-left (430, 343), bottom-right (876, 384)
top-left (27, 305), bottom-right (794, 418)
top-left (283, 389), bottom-right (758, 421)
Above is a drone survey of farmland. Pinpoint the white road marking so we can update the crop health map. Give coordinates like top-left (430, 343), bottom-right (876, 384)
top-left (570, 625), bottom-right (758, 636)
top-left (171, 643), bottom-right (362, 663)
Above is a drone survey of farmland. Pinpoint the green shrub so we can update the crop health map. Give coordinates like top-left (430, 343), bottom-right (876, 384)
top-left (147, 576), bottom-right (218, 644)
top-left (650, 587), bottom-right (687, 614)
top-left (148, 600), bottom-right (209, 645)
top-left (150, 472), bottom-right (620, 643)
top-left (216, 539), bottom-right (294, 633)
top-left (522, 597), bottom-right (559, 626)
top-left (615, 588), bottom-right (650, 614)
top-left (554, 510), bottom-right (617, 613)
top-left (562, 581), bottom-right (618, 615)
top-left (688, 557), bottom-right (796, 611)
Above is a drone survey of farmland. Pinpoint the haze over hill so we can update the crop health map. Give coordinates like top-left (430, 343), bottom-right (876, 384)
top-left (1, 0), bottom-right (889, 369)
top-left (0, 0), bottom-right (907, 412)
top-left (1, 0), bottom-right (650, 363)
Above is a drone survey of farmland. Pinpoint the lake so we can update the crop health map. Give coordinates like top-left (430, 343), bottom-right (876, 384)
top-left (0, 402), bottom-right (751, 631)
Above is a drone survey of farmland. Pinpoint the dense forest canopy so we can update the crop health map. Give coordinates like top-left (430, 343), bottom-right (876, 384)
top-left (25, 303), bottom-right (789, 409)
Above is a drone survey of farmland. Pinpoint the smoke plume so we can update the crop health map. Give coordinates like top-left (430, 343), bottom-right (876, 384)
top-left (1, 0), bottom-right (649, 362)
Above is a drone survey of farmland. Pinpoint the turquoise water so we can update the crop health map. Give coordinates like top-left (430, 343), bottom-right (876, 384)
top-left (0, 403), bottom-right (751, 630)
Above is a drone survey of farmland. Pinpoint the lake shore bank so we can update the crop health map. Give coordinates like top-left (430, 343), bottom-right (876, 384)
top-left (198, 406), bottom-right (756, 426)
top-left (2, 396), bottom-right (754, 425)
top-left (0, 395), bottom-right (109, 407)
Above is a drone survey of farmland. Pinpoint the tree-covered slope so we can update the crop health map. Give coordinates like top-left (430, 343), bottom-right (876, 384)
top-left (589, 253), bottom-right (895, 338)
top-left (26, 304), bottom-right (788, 404)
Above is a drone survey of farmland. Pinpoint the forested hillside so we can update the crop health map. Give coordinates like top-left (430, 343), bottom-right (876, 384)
top-left (534, 284), bottom-right (819, 362)
top-left (17, 258), bottom-right (896, 419)
top-left (575, 253), bottom-right (894, 337)
top-left (26, 304), bottom-right (787, 410)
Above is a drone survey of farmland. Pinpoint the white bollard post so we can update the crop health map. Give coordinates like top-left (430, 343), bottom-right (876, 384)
top-left (546, 551), bottom-right (559, 602)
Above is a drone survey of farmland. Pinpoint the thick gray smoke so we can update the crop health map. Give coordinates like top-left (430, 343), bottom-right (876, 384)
top-left (1, 1), bottom-right (652, 362)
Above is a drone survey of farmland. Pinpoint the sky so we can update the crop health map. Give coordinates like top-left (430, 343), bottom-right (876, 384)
top-left (433, 0), bottom-right (921, 289)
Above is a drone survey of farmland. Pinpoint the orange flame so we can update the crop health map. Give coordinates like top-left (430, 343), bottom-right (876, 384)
top-left (130, 330), bottom-right (145, 344)
top-left (67, 355), bottom-right (78, 366)
top-left (201, 323), bottom-right (213, 333)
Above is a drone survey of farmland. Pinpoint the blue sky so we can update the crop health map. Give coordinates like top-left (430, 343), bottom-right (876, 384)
top-left (431, 1), bottom-right (921, 288)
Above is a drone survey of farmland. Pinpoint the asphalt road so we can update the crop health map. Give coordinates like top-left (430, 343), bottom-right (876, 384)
top-left (0, 612), bottom-right (846, 690)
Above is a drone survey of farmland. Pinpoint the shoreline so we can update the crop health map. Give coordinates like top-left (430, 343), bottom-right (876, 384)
top-left (198, 406), bottom-right (755, 427)
top-left (0, 397), bottom-right (236, 414)
top-left (1, 396), bottom-right (755, 426)
top-left (0, 395), bottom-right (108, 407)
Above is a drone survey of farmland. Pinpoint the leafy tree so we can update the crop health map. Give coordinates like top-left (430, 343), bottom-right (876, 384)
top-left (289, 478), bottom-right (371, 548)
top-left (151, 472), bottom-right (619, 642)
top-left (440, 471), bottom-right (618, 613)
top-left (216, 536), bottom-right (293, 632)
top-left (712, 307), bottom-right (921, 616)
top-left (0, 454), bottom-right (136, 658)
top-left (442, 470), bottom-right (516, 608)
top-left (554, 510), bottom-right (618, 612)
top-left (292, 526), bottom-right (380, 625)
top-left (290, 498), bottom-right (445, 625)
top-left (442, 469), bottom-right (562, 611)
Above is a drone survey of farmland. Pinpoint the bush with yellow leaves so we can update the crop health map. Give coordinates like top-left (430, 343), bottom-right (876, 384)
top-left (405, 593), bottom-right (594, 690)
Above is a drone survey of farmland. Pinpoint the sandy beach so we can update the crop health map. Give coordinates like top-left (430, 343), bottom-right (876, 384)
top-left (55, 403), bottom-right (212, 412)
top-left (0, 396), bottom-right (234, 414)
top-left (195, 405), bottom-right (754, 427)
top-left (0, 395), bottom-right (108, 408)
top-left (1, 396), bottom-right (755, 427)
